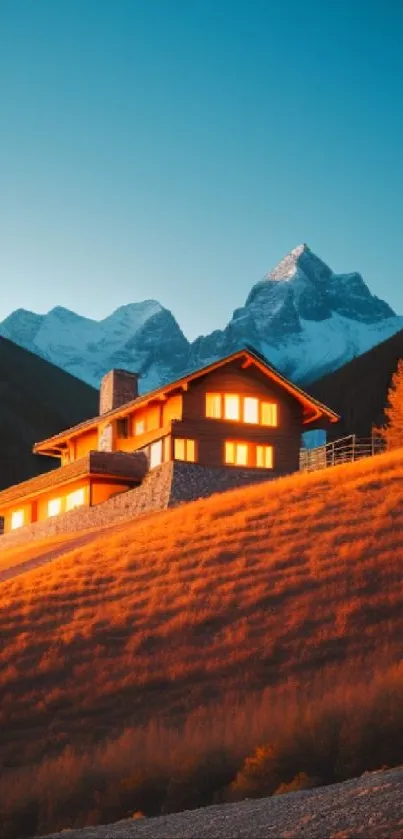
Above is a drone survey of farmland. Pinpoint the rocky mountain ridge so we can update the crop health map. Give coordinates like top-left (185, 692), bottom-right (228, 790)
top-left (1, 244), bottom-right (402, 390)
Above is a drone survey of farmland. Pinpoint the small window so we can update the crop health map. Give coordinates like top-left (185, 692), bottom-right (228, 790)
top-left (256, 445), bottom-right (274, 469)
top-left (134, 418), bottom-right (145, 436)
top-left (261, 402), bottom-right (278, 426)
top-left (66, 488), bottom-right (85, 512)
top-left (224, 394), bottom-right (240, 421)
top-left (243, 397), bottom-right (259, 424)
top-left (225, 441), bottom-right (249, 466)
top-left (150, 439), bottom-right (163, 469)
top-left (174, 438), bottom-right (196, 462)
top-left (206, 393), bottom-right (222, 419)
top-left (48, 498), bottom-right (62, 517)
top-left (117, 418), bottom-right (129, 438)
top-left (163, 436), bottom-right (171, 461)
top-left (11, 509), bottom-right (24, 530)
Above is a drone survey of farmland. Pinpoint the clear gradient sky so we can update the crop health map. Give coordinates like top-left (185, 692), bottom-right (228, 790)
top-left (1, 0), bottom-right (403, 339)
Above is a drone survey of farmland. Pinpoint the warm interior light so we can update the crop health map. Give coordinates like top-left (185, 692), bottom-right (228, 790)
top-left (48, 498), bottom-right (62, 517)
top-left (66, 488), bottom-right (85, 512)
top-left (256, 445), bottom-right (273, 468)
top-left (134, 418), bottom-right (145, 435)
top-left (150, 439), bottom-right (163, 468)
top-left (11, 509), bottom-right (24, 530)
top-left (206, 393), bottom-right (222, 418)
top-left (224, 394), bottom-right (240, 421)
top-left (174, 438), bottom-right (196, 462)
top-left (186, 439), bottom-right (196, 462)
top-left (243, 397), bottom-right (259, 424)
top-left (261, 402), bottom-right (278, 426)
top-left (174, 438), bottom-right (185, 460)
top-left (225, 441), bottom-right (248, 466)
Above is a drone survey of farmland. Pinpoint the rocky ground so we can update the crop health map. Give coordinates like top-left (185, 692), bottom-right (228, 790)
top-left (41, 766), bottom-right (403, 838)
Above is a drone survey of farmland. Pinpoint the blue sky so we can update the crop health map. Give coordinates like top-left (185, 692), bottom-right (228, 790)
top-left (1, 0), bottom-right (403, 339)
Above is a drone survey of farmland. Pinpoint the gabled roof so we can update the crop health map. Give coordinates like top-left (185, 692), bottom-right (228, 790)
top-left (34, 346), bottom-right (340, 455)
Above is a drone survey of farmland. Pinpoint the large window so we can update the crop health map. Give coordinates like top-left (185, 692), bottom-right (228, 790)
top-left (11, 509), bottom-right (24, 530)
top-left (224, 394), bottom-right (240, 421)
top-left (150, 439), bottom-right (163, 469)
top-left (261, 402), bottom-right (278, 426)
top-left (225, 441), bottom-right (249, 466)
top-left (48, 498), bottom-right (62, 517)
top-left (206, 393), bottom-right (222, 419)
top-left (174, 438), bottom-right (196, 462)
top-left (256, 445), bottom-right (274, 469)
top-left (243, 396), bottom-right (259, 424)
top-left (225, 441), bottom-right (274, 469)
top-left (66, 488), bottom-right (85, 512)
top-left (206, 393), bottom-right (278, 426)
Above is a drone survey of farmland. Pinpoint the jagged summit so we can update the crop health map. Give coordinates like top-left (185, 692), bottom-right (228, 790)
top-left (0, 246), bottom-right (401, 388)
top-left (267, 243), bottom-right (311, 281)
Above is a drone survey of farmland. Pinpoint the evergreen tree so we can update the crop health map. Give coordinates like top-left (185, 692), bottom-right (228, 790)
top-left (374, 358), bottom-right (403, 450)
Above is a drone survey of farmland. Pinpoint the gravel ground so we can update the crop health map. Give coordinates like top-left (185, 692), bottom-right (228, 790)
top-left (41, 765), bottom-right (403, 838)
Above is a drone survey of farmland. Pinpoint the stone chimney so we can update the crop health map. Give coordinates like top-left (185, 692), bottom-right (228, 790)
top-left (99, 369), bottom-right (139, 415)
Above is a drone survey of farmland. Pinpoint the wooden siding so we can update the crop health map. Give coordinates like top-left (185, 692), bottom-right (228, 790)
top-left (176, 359), bottom-right (303, 473)
top-left (74, 429), bottom-right (99, 459)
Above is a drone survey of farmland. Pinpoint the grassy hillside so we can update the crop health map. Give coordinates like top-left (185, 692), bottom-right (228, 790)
top-left (308, 328), bottom-right (403, 438)
top-left (1, 449), bottom-right (403, 835)
top-left (0, 335), bottom-right (98, 490)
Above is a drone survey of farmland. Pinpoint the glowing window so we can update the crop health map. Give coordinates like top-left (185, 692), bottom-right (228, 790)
top-left (48, 498), bottom-right (62, 517)
top-left (206, 393), bottom-right (222, 419)
top-left (150, 439), bottom-right (163, 469)
top-left (134, 418), bottom-right (145, 436)
top-left (66, 488), bottom-right (85, 512)
top-left (11, 509), bottom-right (24, 530)
top-left (164, 436), bottom-right (171, 461)
top-left (256, 445), bottom-right (274, 469)
top-left (174, 438), bottom-right (196, 462)
top-left (243, 397), bottom-right (259, 424)
top-left (261, 402), bottom-right (278, 426)
top-left (225, 441), bottom-right (249, 466)
top-left (224, 394), bottom-right (240, 421)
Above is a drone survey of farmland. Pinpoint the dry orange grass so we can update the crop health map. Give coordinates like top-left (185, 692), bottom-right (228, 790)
top-left (1, 449), bottom-right (403, 772)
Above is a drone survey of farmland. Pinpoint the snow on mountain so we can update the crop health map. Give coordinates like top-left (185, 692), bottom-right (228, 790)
top-left (1, 244), bottom-right (402, 391)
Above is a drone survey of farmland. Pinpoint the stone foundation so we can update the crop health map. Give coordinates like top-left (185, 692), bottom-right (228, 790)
top-left (0, 462), bottom-right (283, 550)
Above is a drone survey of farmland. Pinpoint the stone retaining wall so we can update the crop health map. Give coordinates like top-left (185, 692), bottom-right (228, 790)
top-left (169, 462), bottom-right (281, 504)
top-left (0, 462), bottom-right (282, 550)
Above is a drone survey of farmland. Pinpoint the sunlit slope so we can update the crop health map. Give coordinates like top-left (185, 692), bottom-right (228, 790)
top-left (1, 450), bottom-right (403, 767)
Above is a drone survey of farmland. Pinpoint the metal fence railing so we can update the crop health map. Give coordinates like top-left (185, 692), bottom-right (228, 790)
top-left (299, 434), bottom-right (385, 472)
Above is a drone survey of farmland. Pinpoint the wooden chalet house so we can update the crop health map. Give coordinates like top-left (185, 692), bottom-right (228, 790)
top-left (0, 347), bottom-right (339, 533)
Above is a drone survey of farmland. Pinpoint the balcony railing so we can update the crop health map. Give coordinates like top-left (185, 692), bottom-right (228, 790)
top-left (299, 434), bottom-right (385, 472)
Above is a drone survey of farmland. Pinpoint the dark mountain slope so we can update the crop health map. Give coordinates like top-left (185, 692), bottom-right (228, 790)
top-left (307, 329), bottom-right (403, 438)
top-left (0, 336), bottom-right (98, 490)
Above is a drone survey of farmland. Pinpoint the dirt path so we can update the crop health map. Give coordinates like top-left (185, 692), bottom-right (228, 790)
top-left (41, 766), bottom-right (403, 838)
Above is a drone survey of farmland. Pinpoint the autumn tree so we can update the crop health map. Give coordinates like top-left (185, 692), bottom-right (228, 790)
top-left (374, 358), bottom-right (403, 450)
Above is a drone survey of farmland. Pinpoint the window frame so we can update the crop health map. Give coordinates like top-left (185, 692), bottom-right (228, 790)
top-left (224, 440), bottom-right (249, 467)
top-left (11, 509), bottom-right (24, 530)
top-left (48, 497), bottom-right (62, 517)
top-left (174, 437), bottom-right (196, 462)
top-left (117, 417), bottom-right (129, 439)
top-left (206, 393), bottom-right (222, 419)
top-left (256, 444), bottom-right (274, 469)
top-left (260, 402), bottom-right (278, 427)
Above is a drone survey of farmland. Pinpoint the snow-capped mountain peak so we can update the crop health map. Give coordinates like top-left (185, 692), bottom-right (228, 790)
top-left (0, 245), bottom-right (401, 389)
top-left (266, 243), bottom-right (311, 281)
